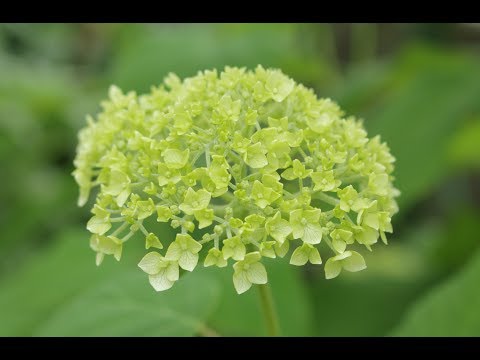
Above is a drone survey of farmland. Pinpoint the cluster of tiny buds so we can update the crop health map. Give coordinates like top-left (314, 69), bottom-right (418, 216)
top-left (73, 66), bottom-right (399, 294)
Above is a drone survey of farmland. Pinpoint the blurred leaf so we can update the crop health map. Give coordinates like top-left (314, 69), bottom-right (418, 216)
top-left (108, 24), bottom-right (332, 93)
top-left (447, 120), bottom-right (480, 169)
top-left (207, 258), bottom-right (315, 336)
top-left (0, 226), bottom-right (220, 336)
top-left (426, 208), bottom-right (480, 275)
top-left (0, 24), bottom-right (78, 63)
top-left (392, 248), bottom-right (480, 336)
top-left (0, 225), bottom-right (310, 336)
top-left (0, 170), bottom-right (78, 256)
top-left (306, 221), bottom-right (442, 336)
top-left (337, 45), bottom-right (480, 210)
top-left (367, 46), bottom-right (480, 209)
top-left (0, 229), bottom-right (122, 335)
top-left (35, 269), bottom-right (220, 336)
top-left (0, 53), bottom-right (98, 264)
top-left (333, 61), bottom-right (392, 114)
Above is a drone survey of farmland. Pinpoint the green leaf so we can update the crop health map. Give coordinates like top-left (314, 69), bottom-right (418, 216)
top-left (363, 45), bottom-right (480, 209)
top-left (0, 229), bottom-right (120, 336)
top-left (307, 221), bottom-right (445, 336)
top-left (35, 269), bottom-right (220, 336)
top-left (426, 208), bottom-right (480, 274)
top-left (392, 249), bottom-right (480, 336)
top-left (447, 119), bottom-right (480, 169)
top-left (108, 24), bottom-right (331, 94)
top-left (0, 226), bottom-right (175, 336)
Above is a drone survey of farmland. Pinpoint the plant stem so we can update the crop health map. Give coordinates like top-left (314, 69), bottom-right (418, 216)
top-left (257, 283), bottom-right (280, 336)
top-left (314, 192), bottom-right (340, 206)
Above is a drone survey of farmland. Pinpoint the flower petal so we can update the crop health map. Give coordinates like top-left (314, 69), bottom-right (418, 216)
top-left (138, 252), bottom-right (163, 275)
top-left (325, 257), bottom-right (342, 279)
top-left (233, 271), bottom-right (251, 294)
top-left (149, 271), bottom-right (175, 292)
top-left (246, 262), bottom-right (268, 285)
top-left (178, 251), bottom-right (198, 272)
top-left (342, 251), bottom-right (367, 273)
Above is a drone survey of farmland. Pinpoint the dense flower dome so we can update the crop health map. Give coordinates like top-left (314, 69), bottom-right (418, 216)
top-left (73, 66), bottom-right (399, 294)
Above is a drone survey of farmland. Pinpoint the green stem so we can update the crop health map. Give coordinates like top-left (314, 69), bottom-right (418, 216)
top-left (257, 283), bottom-right (280, 336)
top-left (313, 192), bottom-right (340, 206)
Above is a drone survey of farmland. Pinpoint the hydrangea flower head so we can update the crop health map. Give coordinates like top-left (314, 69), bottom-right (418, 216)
top-left (73, 66), bottom-right (399, 294)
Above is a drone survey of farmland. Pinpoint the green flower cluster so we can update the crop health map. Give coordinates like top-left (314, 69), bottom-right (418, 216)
top-left (73, 66), bottom-right (399, 294)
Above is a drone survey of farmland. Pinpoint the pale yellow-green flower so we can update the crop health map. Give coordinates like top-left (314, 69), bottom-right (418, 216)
top-left (73, 66), bottom-right (399, 294)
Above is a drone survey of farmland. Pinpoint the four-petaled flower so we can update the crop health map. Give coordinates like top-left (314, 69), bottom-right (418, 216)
top-left (165, 234), bottom-right (202, 271)
top-left (290, 242), bottom-right (322, 266)
top-left (282, 159), bottom-right (313, 181)
top-left (290, 209), bottom-right (323, 244)
top-left (251, 180), bottom-right (281, 209)
top-left (222, 236), bottom-right (246, 261)
top-left (233, 252), bottom-right (268, 294)
top-left (179, 188), bottom-right (211, 215)
top-left (324, 251), bottom-right (366, 279)
top-left (265, 211), bottom-right (292, 244)
top-left (138, 252), bottom-right (180, 291)
top-left (162, 148), bottom-right (190, 169)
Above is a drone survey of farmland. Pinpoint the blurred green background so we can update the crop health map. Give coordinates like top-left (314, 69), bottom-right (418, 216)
top-left (1, 23), bottom-right (479, 336)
